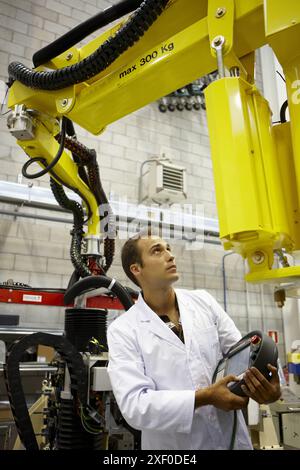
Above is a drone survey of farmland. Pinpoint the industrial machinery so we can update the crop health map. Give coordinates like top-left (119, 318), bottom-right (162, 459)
top-left (2, 0), bottom-right (300, 450)
top-left (157, 74), bottom-right (217, 112)
top-left (256, 340), bottom-right (300, 450)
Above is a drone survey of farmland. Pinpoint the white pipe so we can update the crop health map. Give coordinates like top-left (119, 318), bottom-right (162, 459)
top-left (244, 260), bottom-right (251, 331)
top-left (260, 284), bottom-right (266, 332)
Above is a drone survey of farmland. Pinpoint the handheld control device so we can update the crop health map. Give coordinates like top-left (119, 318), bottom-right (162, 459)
top-left (212, 330), bottom-right (278, 397)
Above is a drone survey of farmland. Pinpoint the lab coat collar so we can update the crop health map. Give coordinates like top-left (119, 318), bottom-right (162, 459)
top-left (136, 289), bottom-right (194, 353)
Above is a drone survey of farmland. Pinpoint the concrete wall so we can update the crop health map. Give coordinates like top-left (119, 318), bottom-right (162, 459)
top-left (0, 0), bottom-right (286, 363)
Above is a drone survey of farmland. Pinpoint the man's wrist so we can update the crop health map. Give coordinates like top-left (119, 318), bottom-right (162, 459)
top-left (195, 387), bottom-right (212, 409)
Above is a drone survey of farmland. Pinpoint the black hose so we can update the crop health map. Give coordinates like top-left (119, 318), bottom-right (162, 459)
top-left (4, 332), bottom-right (88, 450)
top-left (61, 140), bottom-right (98, 192)
top-left (64, 119), bottom-right (91, 187)
top-left (229, 410), bottom-right (237, 450)
top-left (50, 136), bottom-right (115, 276)
top-left (64, 275), bottom-right (134, 310)
top-left (67, 269), bottom-right (81, 290)
top-left (62, 138), bottom-right (113, 225)
top-left (8, 0), bottom-right (169, 90)
top-left (70, 230), bottom-right (91, 277)
top-left (103, 238), bottom-right (115, 272)
top-left (65, 117), bottom-right (77, 138)
top-left (22, 117), bottom-right (67, 179)
top-left (49, 168), bottom-right (92, 224)
top-left (50, 178), bottom-right (91, 278)
top-left (280, 100), bottom-right (288, 124)
top-left (33, 0), bottom-right (143, 67)
top-left (61, 137), bottom-right (116, 273)
top-left (85, 157), bottom-right (116, 272)
top-left (50, 177), bottom-right (84, 227)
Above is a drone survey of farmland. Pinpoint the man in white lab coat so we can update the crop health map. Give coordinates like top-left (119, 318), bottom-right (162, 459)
top-left (107, 234), bottom-right (281, 450)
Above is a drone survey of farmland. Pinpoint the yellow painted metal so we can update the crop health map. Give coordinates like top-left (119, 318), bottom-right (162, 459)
top-left (48, 46), bottom-right (80, 70)
top-left (239, 0), bottom-right (300, 284)
top-left (205, 76), bottom-right (294, 276)
top-left (16, 118), bottom-right (100, 237)
top-left (265, 0), bottom-right (300, 214)
top-left (288, 351), bottom-right (300, 365)
top-left (264, 0), bottom-right (300, 37)
top-left (284, 59), bottom-right (300, 216)
top-left (272, 123), bottom-right (300, 249)
top-left (7, 82), bottom-right (72, 117)
top-left (63, 0), bottom-right (265, 134)
top-left (207, 0), bottom-right (250, 81)
top-left (239, 52), bottom-right (255, 84)
top-left (13, 393), bottom-right (49, 450)
top-left (8, 0), bottom-right (300, 287)
top-left (245, 265), bottom-right (300, 284)
top-left (208, 0), bottom-right (235, 55)
top-left (68, 18), bottom-right (216, 134)
top-left (8, 0), bottom-right (266, 134)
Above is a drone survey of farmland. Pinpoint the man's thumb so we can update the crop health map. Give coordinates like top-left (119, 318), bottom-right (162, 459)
top-left (223, 374), bottom-right (239, 384)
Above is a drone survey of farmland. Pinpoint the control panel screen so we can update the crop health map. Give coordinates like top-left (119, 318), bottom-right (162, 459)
top-left (226, 345), bottom-right (251, 377)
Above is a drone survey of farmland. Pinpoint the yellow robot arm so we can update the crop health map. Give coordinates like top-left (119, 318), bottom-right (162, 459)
top-left (5, 0), bottom-right (300, 285)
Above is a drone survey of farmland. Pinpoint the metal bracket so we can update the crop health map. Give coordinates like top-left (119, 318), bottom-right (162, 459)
top-left (211, 35), bottom-right (226, 78)
top-left (208, 0), bottom-right (235, 59)
top-left (56, 95), bottom-right (75, 114)
top-left (7, 105), bottom-right (35, 140)
top-left (208, 0), bottom-right (253, 81)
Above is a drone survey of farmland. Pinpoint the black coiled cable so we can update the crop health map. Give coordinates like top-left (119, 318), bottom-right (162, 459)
top-left (8, 0), bottom-right (168, 90)
top-left (61, 137), bottom-right (116, 273)
top-left (86, 157), bottom-right (116, 272)
top-left (22, 117), bottom-right (67, 179)
top-left (70, 230), bottom-right (91, 278)
top-left (50, 177), bottom-right (84, 228)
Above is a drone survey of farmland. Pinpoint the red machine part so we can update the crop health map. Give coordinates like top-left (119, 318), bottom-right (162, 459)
top-left (88, 257), bottom-right (105, 276)
top-left (0, 287), bottom-right (129, 310)
top-left (251, 335), bottom-right (261, 345)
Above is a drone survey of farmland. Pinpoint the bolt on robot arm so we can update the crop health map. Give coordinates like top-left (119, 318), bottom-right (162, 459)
top-left (5, 0), bottom-right (300, 289)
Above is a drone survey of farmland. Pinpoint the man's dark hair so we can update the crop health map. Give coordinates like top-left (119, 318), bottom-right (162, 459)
top-left (121, 236), bottom-right (144, 287)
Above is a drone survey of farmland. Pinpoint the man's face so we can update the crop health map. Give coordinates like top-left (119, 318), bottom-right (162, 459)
top-left (130, 236), bottom-right (179, 289)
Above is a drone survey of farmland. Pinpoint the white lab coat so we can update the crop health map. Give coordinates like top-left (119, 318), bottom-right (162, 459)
top-left (107, 288), bottom-right (253, 450)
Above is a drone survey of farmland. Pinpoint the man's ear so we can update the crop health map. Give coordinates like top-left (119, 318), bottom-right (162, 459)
top-left (130, 263), bottom-right (141, 278)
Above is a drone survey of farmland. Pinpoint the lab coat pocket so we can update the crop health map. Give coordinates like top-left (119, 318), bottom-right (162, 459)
top-left (195, 326), bottom-right (221, 370)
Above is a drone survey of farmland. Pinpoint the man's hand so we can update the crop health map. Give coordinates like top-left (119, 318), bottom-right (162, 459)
top-left (241, 364), bottom-right (281, 404)
top-left (200, 375), bottom-right (249, 411)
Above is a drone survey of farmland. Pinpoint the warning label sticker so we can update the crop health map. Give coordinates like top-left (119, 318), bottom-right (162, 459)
top-left (23, 294), bottom-right (42, 303)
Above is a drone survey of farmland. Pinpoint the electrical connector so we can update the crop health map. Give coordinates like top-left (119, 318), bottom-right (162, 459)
top-left (85, 404), bottom-right (103, 425)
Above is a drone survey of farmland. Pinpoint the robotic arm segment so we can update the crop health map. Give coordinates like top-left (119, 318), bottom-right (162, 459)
top-left (5, 0), bottom-right (300, 286)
